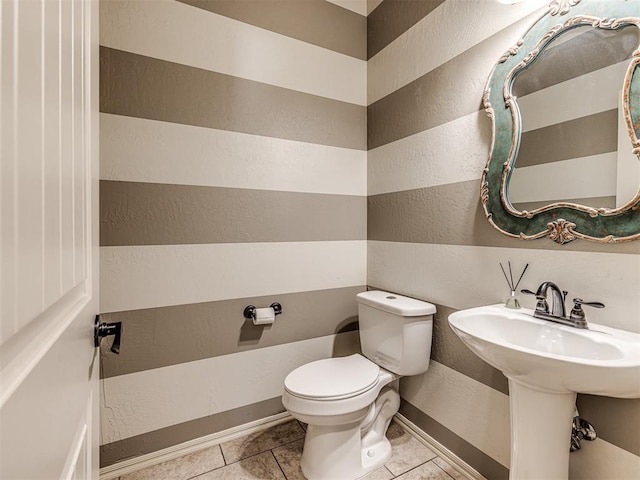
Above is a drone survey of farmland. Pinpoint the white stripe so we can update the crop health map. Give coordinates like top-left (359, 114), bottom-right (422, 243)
top-left (368, 241), bottom-right (640, 333)
top-left (508, 153), bottom-right (617, 204)
top-left (100, 0), bottom-right (366, 106)
top-left (367, 0), bottom-right (548, 105)
top-left (569, 435), bottom-right (640, 479)
top-left (100, 241), bottom-right (367, 313)
top-left (100, 331), bottom-right (360, 443)
top-left (519, 61), bottom-right (628, 132)
top-left (100, 114), bottom-right (367, 196)
top-left (368, 111), bottom-right (490, 195)
top-left (326, 0), bottom-right (367, 16)
top-left (401, 361), bottom-right (511, 468)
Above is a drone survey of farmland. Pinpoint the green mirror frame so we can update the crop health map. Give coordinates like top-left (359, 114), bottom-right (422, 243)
top-left (481, 0), bottom-right (640, 244)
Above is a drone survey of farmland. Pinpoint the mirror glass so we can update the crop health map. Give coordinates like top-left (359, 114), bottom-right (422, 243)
top-left (508, 25), bottom-right (640, 212)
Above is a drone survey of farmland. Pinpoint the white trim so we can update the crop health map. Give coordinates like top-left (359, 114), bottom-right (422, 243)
top-left (393, 414), bottom-right (486, 480)
top-left (0, 283), bottom-right (90, 408)
top-left (61, 422), bottom-right (88, 480)
top-left (99, 412), bottom-right (292, 480)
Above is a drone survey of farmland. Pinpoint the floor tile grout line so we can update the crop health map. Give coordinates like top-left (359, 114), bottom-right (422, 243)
top-left (272, 434), bottom-right (306, 451)
top-left (270, 449), bottom-right (290, 480)
top-left (214, 434), bottom-right (306, 471)
top-left (389, 457), bottom-right (440, 479)
top-left (398, 457), bottom-right (459, 480)
top-left (183, 445), bottom-right (223, 480)
top-left (219, 442), bottom-right (228, 466)
top-left (431, 457), bottom-right (460, 480)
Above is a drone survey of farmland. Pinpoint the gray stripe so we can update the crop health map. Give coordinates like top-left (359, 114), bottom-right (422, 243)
top-left (100, 47), bottom-right (367, 151)
top-left (513, 196), bottom-right (617, 212)
top-left (99, 286), bottom-right (365, 378)
top-left (367, 0), bottom-right (445, 59)
top-left (367, 14), bottom-right (535, 150)
top-left (100, 396), bottom-right (286, 467)
top-left (517, 110), bottom-right (617, 168)
top-left (100, 181), bottom-right (367, 246)
top-left (576, 394), bottom-right (640, 456)
top-left (513, 26), bottom-right (639, 97)
top-left (368, 180), bottom-right (640, 254)
top-left (431, 303), bottom-right (508, 395)
top-left (399, 400), bottom-right (509, 480)
top-left (177, 0), bottom-right (366, 60)
top-left (366, 285), bottom-right (509, 394)
top-left (368, 15), bottom-right (635, 150)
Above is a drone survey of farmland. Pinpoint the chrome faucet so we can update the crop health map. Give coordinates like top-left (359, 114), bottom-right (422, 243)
top-left (536, 281), bottom-right (567, 318)
top-left (521, 282), bottom-right (604, 329)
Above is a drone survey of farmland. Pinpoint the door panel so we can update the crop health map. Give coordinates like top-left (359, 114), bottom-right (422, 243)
top-left (0, 0), bottom-right (99, 478)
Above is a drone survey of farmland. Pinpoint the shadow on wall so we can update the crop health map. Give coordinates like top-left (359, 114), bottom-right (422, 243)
top-left (237, 314), bottom-right (360, 355)
top-left (334, 315), bottom-right (360, 357)
top-left (238, 318), bottom-right (264, 345)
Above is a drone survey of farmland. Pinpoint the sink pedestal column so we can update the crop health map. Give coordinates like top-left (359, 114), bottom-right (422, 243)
top-left (508, 379), bottom-right (576, 480)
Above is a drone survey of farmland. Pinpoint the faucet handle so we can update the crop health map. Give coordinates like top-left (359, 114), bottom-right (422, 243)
top-left (521, 289), bottom-right (549, 313)
top-left (572, 298), bottom-right (605, 309)
top-left (570, 298), bottom-right (605, 327)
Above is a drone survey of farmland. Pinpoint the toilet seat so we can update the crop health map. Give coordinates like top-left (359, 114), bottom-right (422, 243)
top-left (284, 354), bottom-right (380, 401)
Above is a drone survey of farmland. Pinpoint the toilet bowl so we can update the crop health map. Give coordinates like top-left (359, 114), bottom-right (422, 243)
top-left (283, 354), bottom-right (399, 480)
top-left (282, 291), bottom-right (436, 480)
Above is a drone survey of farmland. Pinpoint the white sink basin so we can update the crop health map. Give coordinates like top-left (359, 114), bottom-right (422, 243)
top-left (448, 304), bottom-right (640, 398)
top-left (448, 304), bottom-right (640, 479)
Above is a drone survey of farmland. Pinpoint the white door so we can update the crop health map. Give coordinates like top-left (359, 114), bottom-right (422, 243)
top-left (0, 0), bottom-right (99, 478)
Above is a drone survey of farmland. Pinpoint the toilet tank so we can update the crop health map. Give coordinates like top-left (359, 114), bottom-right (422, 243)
top-left (356, 291), bottom-right (436, 376)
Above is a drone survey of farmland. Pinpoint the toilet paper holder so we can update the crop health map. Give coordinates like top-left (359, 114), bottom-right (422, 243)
top-left (243, 302), bottom-right (282, 321)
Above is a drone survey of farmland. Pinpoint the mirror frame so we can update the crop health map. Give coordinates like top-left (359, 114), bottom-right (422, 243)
top-left (481, 0), bottom-right (640, 244)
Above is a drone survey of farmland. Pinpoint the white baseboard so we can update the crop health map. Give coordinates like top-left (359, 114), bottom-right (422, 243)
top-left (99, 412), bottom-right (293, 480)
top-left (100, 412), bottom-right (485, 480)
top-left (393, 413), bottom-right (487, 480)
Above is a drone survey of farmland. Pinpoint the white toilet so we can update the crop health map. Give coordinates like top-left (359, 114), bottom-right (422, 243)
top-left (282, 290), bottom-right (436, 480)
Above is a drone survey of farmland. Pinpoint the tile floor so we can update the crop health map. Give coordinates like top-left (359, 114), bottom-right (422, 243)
top-left (118, 419), bottom-right (467, 480)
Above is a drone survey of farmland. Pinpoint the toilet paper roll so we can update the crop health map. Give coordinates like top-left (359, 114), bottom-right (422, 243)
top-left (253, 307), bottom-right (276, 325)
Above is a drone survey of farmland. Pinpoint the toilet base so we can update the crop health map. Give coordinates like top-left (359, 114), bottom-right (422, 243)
top-left (299, 384), bottom-right (400, 480)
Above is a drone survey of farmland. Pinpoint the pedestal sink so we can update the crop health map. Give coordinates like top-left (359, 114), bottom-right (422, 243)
top-left (448, 305), bottom-right (640, 480)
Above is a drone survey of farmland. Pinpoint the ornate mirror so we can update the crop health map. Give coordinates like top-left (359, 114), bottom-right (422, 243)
top-left (481, 0), bottom-right (640, 244)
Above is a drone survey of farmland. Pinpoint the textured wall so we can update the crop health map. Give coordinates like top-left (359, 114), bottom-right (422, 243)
top-left (99, 0), bottom-right (640, 475)
top-left (367, 1), bottom-right (640, 479)
top-left (98, 0), bottom-right (367, 466)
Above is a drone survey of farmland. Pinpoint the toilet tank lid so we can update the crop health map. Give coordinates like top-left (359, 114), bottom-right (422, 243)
top-left (356, 291), bottom-right (436, 316)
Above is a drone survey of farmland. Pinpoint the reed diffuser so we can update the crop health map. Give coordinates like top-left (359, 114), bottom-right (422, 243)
top-left (499, 261), bottom-right (528, 309)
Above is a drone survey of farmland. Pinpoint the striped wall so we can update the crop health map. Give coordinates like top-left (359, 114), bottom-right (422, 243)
top-left (99, 0), bottom-right (640, 477)
top-left (99, 0), bottom-right (367, 466)
top-left (367, 2), bottom-right (640, 480)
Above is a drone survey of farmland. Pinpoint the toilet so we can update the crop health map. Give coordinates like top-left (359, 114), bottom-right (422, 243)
top-left (282, 290), bottom-right (436, 480)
